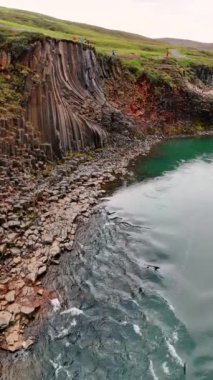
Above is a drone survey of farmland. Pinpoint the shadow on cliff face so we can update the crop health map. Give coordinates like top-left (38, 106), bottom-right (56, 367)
top-left (23, 40), bottom-right (108, 157)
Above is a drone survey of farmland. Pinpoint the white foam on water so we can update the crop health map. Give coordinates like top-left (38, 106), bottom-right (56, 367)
top-left (60, 307), bottom-right (83, 316)
top-left (52, 327), bottom-right (71, 340)
top-left (167, 302), bottom-right (175, 312)
top-left (121, 321), bottom-right (128, 326)
top-left (166, 340), bottom-right (183, 366)
top-left (50, 355), bottom-right (70, 378)
top-left (71, 318), bottom-right (77, 326)
top-left (56, 365), bottom-right (69, 378)
top-left (133, 324), bottom-right (142, 336)
top-left (51, 298), bottom-right (61, 312)
top-left (132, 299), bottom-right (139, 306)
top-left (49, 354), bottom-right (62, 369)
top-left (173, 331), bottom-right (178, 343)
top-left (49, 359), bottom-right (58, 370)
top-left (149, 360), bottom-right (159, 380)
top-left (162, 362), bottom-right (170, 375)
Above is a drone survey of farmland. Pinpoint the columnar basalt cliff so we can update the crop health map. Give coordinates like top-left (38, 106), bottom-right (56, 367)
top-left (0, 39), bottom-right (133, 167)
top-left (0, 38), bottom-right (212, 168)
top-left (23, 40), bottom-right (108, 157)
top-left (0, 41), bottom-right (105, 165)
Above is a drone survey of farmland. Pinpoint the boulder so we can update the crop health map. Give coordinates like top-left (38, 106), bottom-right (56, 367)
top-left (49, 241), bottom-right (60, 257)
top-left (7, 303), bottom-right (20, 315)
top-left (26, 271), bottom-right (37, 283)
top-left (13, 256), bottom-right (21, 264)
top-left (22, 338), bottom-right (34, 349)
top-left (37, 289), bottom-right (44, 296)
top-left (6, 331), bottom-right (19, 346)
top-left (6, 220), bottom-right (21, 229)
top-left (0, 311), bottom-right (12, 329)
top-left (21, 286), bottom-right (35, 297)
top-left (20, 306), bottom-right (35, 316)
top-left (0, 244), bottom-right (7, 254)
top-left (6, 233), bottom-right (18, 242)
top-left (42, 234), bottom-right (54, 244)
top-left (10, 248), bottom-right (21, 256)
top-left (5, 290), bottom-right (15, 303)
top-left (6, 331), bottom-right (23, 352)
top-left (13, 279), bottom-right (25, 290)
top-left (64, 242), bottom-right (73, 251)
top-left (38, 265), bottom-right (47, 276)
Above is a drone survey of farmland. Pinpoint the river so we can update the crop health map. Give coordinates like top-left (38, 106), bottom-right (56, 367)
top-left (2, 136), bottom-right (213, 380)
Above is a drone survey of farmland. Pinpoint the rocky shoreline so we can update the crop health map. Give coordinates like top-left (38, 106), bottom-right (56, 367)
top-left (0, 134), bottom-right (161, 352)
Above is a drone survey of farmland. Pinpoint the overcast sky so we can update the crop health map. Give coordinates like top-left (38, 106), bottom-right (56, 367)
top-left (0, 0), bottom-right (212, 42)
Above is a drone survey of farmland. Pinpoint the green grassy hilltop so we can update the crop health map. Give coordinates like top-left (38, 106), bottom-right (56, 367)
top-left (0, 6), bottom-right (212, 68)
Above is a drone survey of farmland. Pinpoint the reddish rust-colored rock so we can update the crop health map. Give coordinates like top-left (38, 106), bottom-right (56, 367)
top-left (0, 50), bottom-right (11, 70)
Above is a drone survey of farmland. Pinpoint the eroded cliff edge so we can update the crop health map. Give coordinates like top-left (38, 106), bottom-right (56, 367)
top-left (0, 38), bottom-right (212, 169)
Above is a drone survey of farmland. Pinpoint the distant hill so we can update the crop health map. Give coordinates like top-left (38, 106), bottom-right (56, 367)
top-left (159, 38), bottom-right (213, 51)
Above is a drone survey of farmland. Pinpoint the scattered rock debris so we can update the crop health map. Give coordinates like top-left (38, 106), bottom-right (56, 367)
top-left (0, 135), bottom-right (160, 351)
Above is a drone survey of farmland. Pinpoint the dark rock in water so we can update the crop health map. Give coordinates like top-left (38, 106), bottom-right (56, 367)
top-left (183, 362), bottom-right (186, 375)
top-left (147, 265), bottom-right (160, 271)
top-left (138, 287), bottom-right (145, 295)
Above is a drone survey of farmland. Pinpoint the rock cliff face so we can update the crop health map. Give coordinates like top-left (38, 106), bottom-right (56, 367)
top-left (104, 67), bottom-right (213, 136)
top-left (0, 39), bottom-right (212, 169)
top-left (0, 39), bottom-right (128, 167)
top-left (194, 65), bottom-right (213, 86)
top-left (23, 40), bottom-right (108, 157)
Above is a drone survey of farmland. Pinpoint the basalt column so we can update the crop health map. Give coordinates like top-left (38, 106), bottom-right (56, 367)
top-left (23, 40), bottom-right (107, 158)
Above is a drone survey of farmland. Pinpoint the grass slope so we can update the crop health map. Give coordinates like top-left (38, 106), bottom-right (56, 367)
top-left (0, 6), bottom-right (212, 68)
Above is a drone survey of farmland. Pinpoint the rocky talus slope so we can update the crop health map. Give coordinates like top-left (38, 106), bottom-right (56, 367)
top-left (0, 135), bottom-right (159, 352)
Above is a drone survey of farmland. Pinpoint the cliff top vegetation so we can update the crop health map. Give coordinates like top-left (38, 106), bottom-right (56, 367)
top-left (0, 6), bottom-right (212, 68)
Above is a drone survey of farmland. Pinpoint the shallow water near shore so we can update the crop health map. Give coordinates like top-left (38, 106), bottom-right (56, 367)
top-left (3, 136), bottom-right (213, 380)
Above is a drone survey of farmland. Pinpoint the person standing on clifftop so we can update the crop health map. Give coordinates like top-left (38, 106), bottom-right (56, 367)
top-left (111, 50), bottom-right (117, 62)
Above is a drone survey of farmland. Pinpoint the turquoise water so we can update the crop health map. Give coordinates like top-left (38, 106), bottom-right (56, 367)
top-left (3, 136), bottom-right (213, 380)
